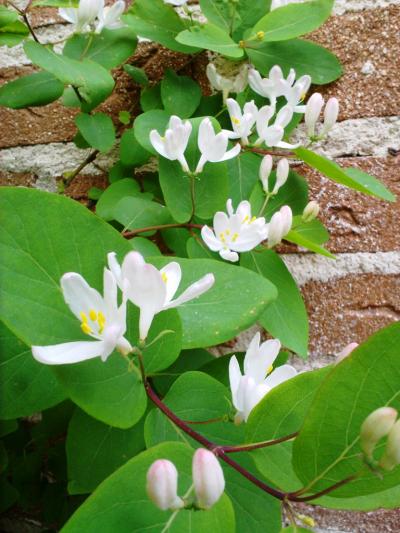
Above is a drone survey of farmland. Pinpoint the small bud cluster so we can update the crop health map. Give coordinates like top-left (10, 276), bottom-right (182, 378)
top-left (360, 407), bottom-right (400, 471)
top-left (147, 449), bottom-right (225, 511)
top-left (305, 93), bottom-right (339, 140)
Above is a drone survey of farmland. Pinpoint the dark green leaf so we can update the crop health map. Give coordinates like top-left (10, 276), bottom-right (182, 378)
top-left (0, 20), bottom-right (29, 47)
top-left (0, 71), bottom-right (63, 109)
top-left (140, 84), bottom-right (163, 112)
top-left (96, 178), bottom-right (141, 220)
top-left (161, 69), bottom-right (202, 119)
top-left (134, 109), bottom-right (170, 153)
top-left (75, 112), bottom-right (116, 153)
top-left (113, 196), bottom-right (172, 231)
top-left (123, 64), bottom-right (149, 86)
top-left (285, 228), bottom-right (335, 258)
top-left (227, 151), bottom-right (260, 205)
top-left (176, 23), bottom-right (245, 58)
top-left (120, 127), bottom-right (150, 166)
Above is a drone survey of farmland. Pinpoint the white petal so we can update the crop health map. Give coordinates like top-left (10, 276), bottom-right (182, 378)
top-left (160, 262), bottom-right (182, 304)
top-left (218, 142), bottom-right (241, 162)
top-left (201, 226), bottom-right (223, 252)
top-left (32, 340), bottom-right (107, 365)
top-left (165, 274), bottom-right (215, 309)
top-left (229, 355), bottom-right (242, 409)
top-left (198, 118), bottom-right (214, 155)
top-left (59, 7), bottom-right (78, 23)
top-left (103, 268), bottom-right (118, 318)
top-left (264, 364), bottom-right (297, 388)
top-left (60, 273), bottom-right (104, 321)
top-left (220, 249), bottom-right (239, 262)
top-left (107, 252), bottom-right (123, 287)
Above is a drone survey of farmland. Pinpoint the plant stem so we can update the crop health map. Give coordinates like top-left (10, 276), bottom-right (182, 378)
top-left (288, 474), bottom-right (358, 502)
top-left (63, 150), bottom-right (99, 187)
top-left (246, 147), bottom-right (295, 157)
top-left (258, 192), bottom-right (272, 217)
top-left (220, 433), bottom-right (298, 454)
top-left (122, 223), bottom-right (202, 239)
top-left (189, 175), bottom-right (196, 221)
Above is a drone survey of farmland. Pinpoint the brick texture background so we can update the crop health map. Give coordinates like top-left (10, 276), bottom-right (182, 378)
top-left (0, 0), bottom-right (399, 531)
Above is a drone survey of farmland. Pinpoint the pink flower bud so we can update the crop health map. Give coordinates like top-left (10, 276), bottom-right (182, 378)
top-left (259, 155), bottom-right (273, 192)
top-left (336, 342), bottom-right (358, 363)
top-left (192, 449), bottom-right (225, 509)
top-left (305, 93), bottom-right (324, 137)
top-left (322, 97), bottom-right (339, 134)
top-left (360, 407), bottom-right (398, 460)
top-left (302, 200), bottom-right (320, 223)
top-left (146, 460), bottom-right (184, 511)
top-left (273, 158), bottom-right (289, 194)
top-left (380, 419), bottom-right (400, 471)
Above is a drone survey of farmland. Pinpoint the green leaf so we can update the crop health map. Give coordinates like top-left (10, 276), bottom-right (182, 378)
top-left (0, 321), bottom-right (65, 419)
top-left (176, 23), bottom-right (245, 58)
top-left (246, 39), bottom-right (342, 85)
top-left (140, 83), bottom-right (163, 112)
top-left (241, 250), bottom-right (308, 357)
top-left (199, 0), bottom-right (232, 32)
top-left (63, 27), bottom-right (137, 69)
top-left (75, 113), bottom-right (116, 153)
top-left (161, 69), bottom-right (202, 119)
top-left (295, 147), bottom-right (396, 202)
top-left (113, 196), bottom-right (172, 232)
top-left (134, 109), bottom-right (170, 153)
top-left (253, 1), bottom-right (332, 42)
top-left (318, 483), bottom-right (400, 511)
top-left (0, 6), bottom-right (19, 27)
top-left (123, 64), bottom-right (149, 86)
top-left (96, 178), bottom-right (141, 220)
top-left (24, 41), bottom-right (114, 111)
top-left (246, 367), bottom-right (331, 492)
top-left (0, 20), bottom-right (29, 47)
top-left (129, 237), bottom-right (161, 258)
top-left (32, 0), bottom-right (78, 6)
top-left (234, 0), bottom-right (272, 36)
top-left (149, 256), bottom-right (278, 348)
top-left (0, 71), bottom-right (64, 109)
top-left (62, 442), bottom-right (235, 532)
top-left (144, 371), bottom-right (231, 447)
top-left (292, 217), bottom-right (329, 245)
top-left (226, 152), bottom-right (260, 205)
top-left (0, 419), bottom-right (18, 437)
top-left (67, 408), bottom-right (145, 494)
top-left (120, 127), bottom-right (150, 166)
top-left (293, 322), bottom-right (400, 498)
top-left (285, 228), bottom-right (335, 258)
top-left (125, 0), bottom-right (199, 54)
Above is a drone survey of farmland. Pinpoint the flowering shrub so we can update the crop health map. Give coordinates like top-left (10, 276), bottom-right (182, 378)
top-left (0, 0), bottom-right (399, 531)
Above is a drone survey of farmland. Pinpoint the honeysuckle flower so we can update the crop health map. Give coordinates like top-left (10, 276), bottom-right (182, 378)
top-left (259, 155), bottom-right (273, 193)
top-left (229, 332), bottom-right (297, 423)
top-left (107, 251), bottom-right (215, 341)
top-left (206, 63), bottom-right (248, 102)
top-left (305, 94), bottom-right (339, 138)
top-left (271, 0), bottom-right (306, 10)
top-left (150, 115), bottom-right (192, 173)
top-left (225, 98), bottom-right (258, 145)
top-left (195, 118), bottom-right (241, 174)
top-left (32, 269), bottom-right (132, 365)
top-left (255, 105), bottom-right (298, 149)
top-left (146, 460), bottom-right (184, 511)
top-left (360, 407), bottom-right (398, 460)
top-left (282, 74), bottom-right (312, 113)
top-left (302, 200), bottom-right (320, 222)
top-left (379, 419), bottom-right (400, 471)
top-left (201, 199), bottom-right (268, 262)
top-left (164, 0), bottom-right (188, 5)
top-left (273, 158), bottom-right (289, 194)
top-left (95, 0), bottom-right (125, 33)
top-left (248, 66), bottom-right (295, 107)
top-left (192, 449), bottom-right (225, 509)
top-left (59, 0), bottom-right (103, 32)
top-left (267, 205), bottom-right (293, 247)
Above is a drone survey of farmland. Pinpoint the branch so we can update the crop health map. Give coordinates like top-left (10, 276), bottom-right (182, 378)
top-left (288, 474), bottom-right (358, 502)
top-left (123, 223), bottom-right (202, 238)
top-left (63, 150), bottom-right (99, 187)
top-left (219, 433), bottom-right (298, 454)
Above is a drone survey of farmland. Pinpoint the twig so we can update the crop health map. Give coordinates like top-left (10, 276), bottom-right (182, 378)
top-left (63, 150), bottom-right (99, 187)
top-left (123, 223), bottom-right (202, 238)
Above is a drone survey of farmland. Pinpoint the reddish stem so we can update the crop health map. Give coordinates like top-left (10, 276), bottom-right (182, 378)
top-left (123, 223), bottom-right (202, 238)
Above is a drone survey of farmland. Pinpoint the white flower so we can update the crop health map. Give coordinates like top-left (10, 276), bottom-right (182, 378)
top-left (360, 407), bottom-right (398, 461)
top-left (206, 63), bottom-right (248, 102)
top-left (32, 269), bottom-right (132, 365)
top-left (146, 460), bottom-right (184, 511)
top-left (259, 155), bottom-right (273, 193)
top-left (164, 0), bottom-right (188, 6)
top-left (302, 200), bottom-right (320, 222)
top-left (273, 158), bottom-right (289, 194)
top-left (259, 156), bottom-right (289, 195)
top-left (95, 0), bottom-right (125, 33)
top-left (59, 0), bottom-right (103, 32)
top-left (271, 0), bottom-right (307, 10)
top-left (225, 98), bottom-right (258, 145)
top-left (150, 115), bottom-right (192, 173)
top-left (282, 75), bottom-right (311, 113)
top-left (255, 104), bottom-right (298, 149)
top-left (195, 118), bottom-right (241, 174)
top-left (248, 66), bottom-right (295, 107)
top-left (229, 332), bottom-right (297, 423)
top-left (201, 199), bottom-right (268, 262)
top-left (107, 251), bottom-right (215, 341)
top-left (305, 93), bottom-right (339, 138)
top-left (267, 205), bottom-right (293, 247)
top-left (192, 449), bottom-right (225, 509)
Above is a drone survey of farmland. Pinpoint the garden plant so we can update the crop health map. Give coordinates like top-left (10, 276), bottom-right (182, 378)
top-left (0, 0), bottom-right (399, 531)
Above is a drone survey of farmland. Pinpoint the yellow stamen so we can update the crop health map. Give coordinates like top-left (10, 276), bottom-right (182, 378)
top-left (219, 232), bottom-right (226, 243)
top-left (232, 117), bottom-right (240, 125)
top-left (250, 216), bottom-right (256, 223)
top-left (97, 311), bottom-right (106, 334)
top-left (231, 233), bottom-right (239, 242)
top-left (161, 272), bottom-right (168, 283)
top-left (300, 92), bottom-right (307, 102)
top-left (242, 215), bottom-right (249, 223)
top-left (80, 311), bottom-right (88, 323)
top-left (256, 31), bottom-right (265, 40)
top-left (225, 229), bottom-right (230, 235)
top-left (267, 365), bottom-right (273, 375)
top-left (81, 322), bottom-right (92, 335)
top-left (89, 309), bottom-right (97, 321)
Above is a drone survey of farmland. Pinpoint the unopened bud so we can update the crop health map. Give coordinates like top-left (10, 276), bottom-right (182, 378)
top-left (280, 205), bottom-right (292, 236)
top-left (305, 93), bottom-right (324, 137)
top-left (268, 205), bottom-right (292, 248)
top-left (275, 104), bottom-right (293, 128)
top-left (336, 342), bottom-right (359, 363)
top-left (272, 158), bottom-right (289, 194)
top-left (146, 460), bottom-right (184, 511)
top-left (302, 200), bottom-right (320, 222)
top-left (192, 449), bottom-right (225, 509)
top-left (298, 514), bottom-right (316, 528)
top-left (259, 155), bottom-right (273, 193)
top-left (256, 31), bottom-right (265, 40)
top-left (322, 97), bottom-right (339, 135)
top-left (360, 407), bottom-right (398, 460)
top-left (379, 420), bottom-right (400, 471)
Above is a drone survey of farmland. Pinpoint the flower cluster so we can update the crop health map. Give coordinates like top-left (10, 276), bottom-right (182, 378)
top-left (229, 332), bottom-right (297, 422)
top-left (147, 449), bottom-right (225, 511)
top-left (32, 252), bottom-right (214, 364)
top-left (59, 0), bottom-right (125, 34)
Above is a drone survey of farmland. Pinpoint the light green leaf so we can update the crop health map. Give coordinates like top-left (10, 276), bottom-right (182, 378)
top-left (199, 0), bottom-right (232, 32)
top-left (293, 322), bottom-right (400, 498)
top-left (96, 178), bottom-right (141, 220)
top-left (227, 152), bottom-right (260, 205)
top-left (0, 6), bottom-right (19, 27)
top-left (0, 71), bottom-right (64, 109)
top-left (62, 442), bottom-right (235, 533)
top-left (295, 147), bottom-right (396, 202)
top-left (63, 27), bottom-right (137, 69)
top-left (161, 69), bottom-right (202, 119)
top-left (253, 1), bottom-right (333, 42)
top-left (176, 23), bottom-right (244, 58)
top-left (32, 0), bottom-right (78, 6)
top-left (292, 217), bottom-right (329, 245)
top-left (120, 127), bottom-right (150, 167)
top-left (285, 228), bottom-right (335, 258)
top-left (75, 113), bottom-right (116, 153)
top-left (113, 195), bottom-right (172, 232)
top-left (0, 321), bottom-right (65, 419)
top-left (234, 0), bottom-right (272, 36)
top-left (241, 250), bottom-right (308, 357)
top-left (247, 39), bottom-right (342, 85)
top-left (0, 20), bottom-right (29, 47)
top-left (67, 408), bottom-right (145, 494)
top-left (125, 0), bottom-right (199, 54)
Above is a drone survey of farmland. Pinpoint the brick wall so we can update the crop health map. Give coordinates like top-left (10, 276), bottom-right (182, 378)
top-left (1, 0), bottom-right (399, 530)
